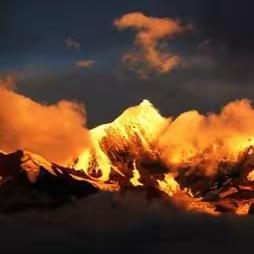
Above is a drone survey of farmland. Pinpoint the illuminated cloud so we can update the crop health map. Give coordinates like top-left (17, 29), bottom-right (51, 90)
top-left (114, 12), bottom-right (187, 78)
top-left (64, 37), bottom-right (81, 50)
top-left (0, 80), bottom-right (89, 165)
top-left (76, 59), bottom-right (95, 69)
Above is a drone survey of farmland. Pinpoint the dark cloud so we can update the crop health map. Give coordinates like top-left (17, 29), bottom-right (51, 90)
top-left (0, 72), bottom-right (17, 90)
top-left (0, 192), bottom-right (254, 253)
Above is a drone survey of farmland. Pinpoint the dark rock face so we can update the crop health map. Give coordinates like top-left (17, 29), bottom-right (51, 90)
top-left (0, 150), bottom-right (23, 180)
top-left (0, 150), bottom-right (98, 213)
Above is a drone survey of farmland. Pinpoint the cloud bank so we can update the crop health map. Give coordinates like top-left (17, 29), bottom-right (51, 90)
top-left (0, 76), bottom-right (89, 164)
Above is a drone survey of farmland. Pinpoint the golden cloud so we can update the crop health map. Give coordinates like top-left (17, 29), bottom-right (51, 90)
top-left (114, 12), bottom-right (187, 78)
top-left (0, 77), bottom-right (89, 165)
top-left (76, 59), bottom-right (95, 69)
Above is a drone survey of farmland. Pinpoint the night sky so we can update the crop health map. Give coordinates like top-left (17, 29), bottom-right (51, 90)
top-left (1, 0), bottom-right (254, 127)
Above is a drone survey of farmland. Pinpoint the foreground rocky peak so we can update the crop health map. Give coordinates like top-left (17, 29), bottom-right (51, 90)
top-left (0, 150), bottom-right (98, 213)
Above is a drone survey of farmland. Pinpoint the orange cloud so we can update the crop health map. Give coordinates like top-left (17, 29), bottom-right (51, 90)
top-left (76, 59), bottom-right (95, 69)
top-left (114, 12), bottom-right (187, 78)
top-left (0, 80), bottom-right (89, 165)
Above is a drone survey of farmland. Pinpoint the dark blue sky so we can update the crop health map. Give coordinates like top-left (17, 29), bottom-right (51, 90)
top-left (1, 0), bottom-right (254, 127)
